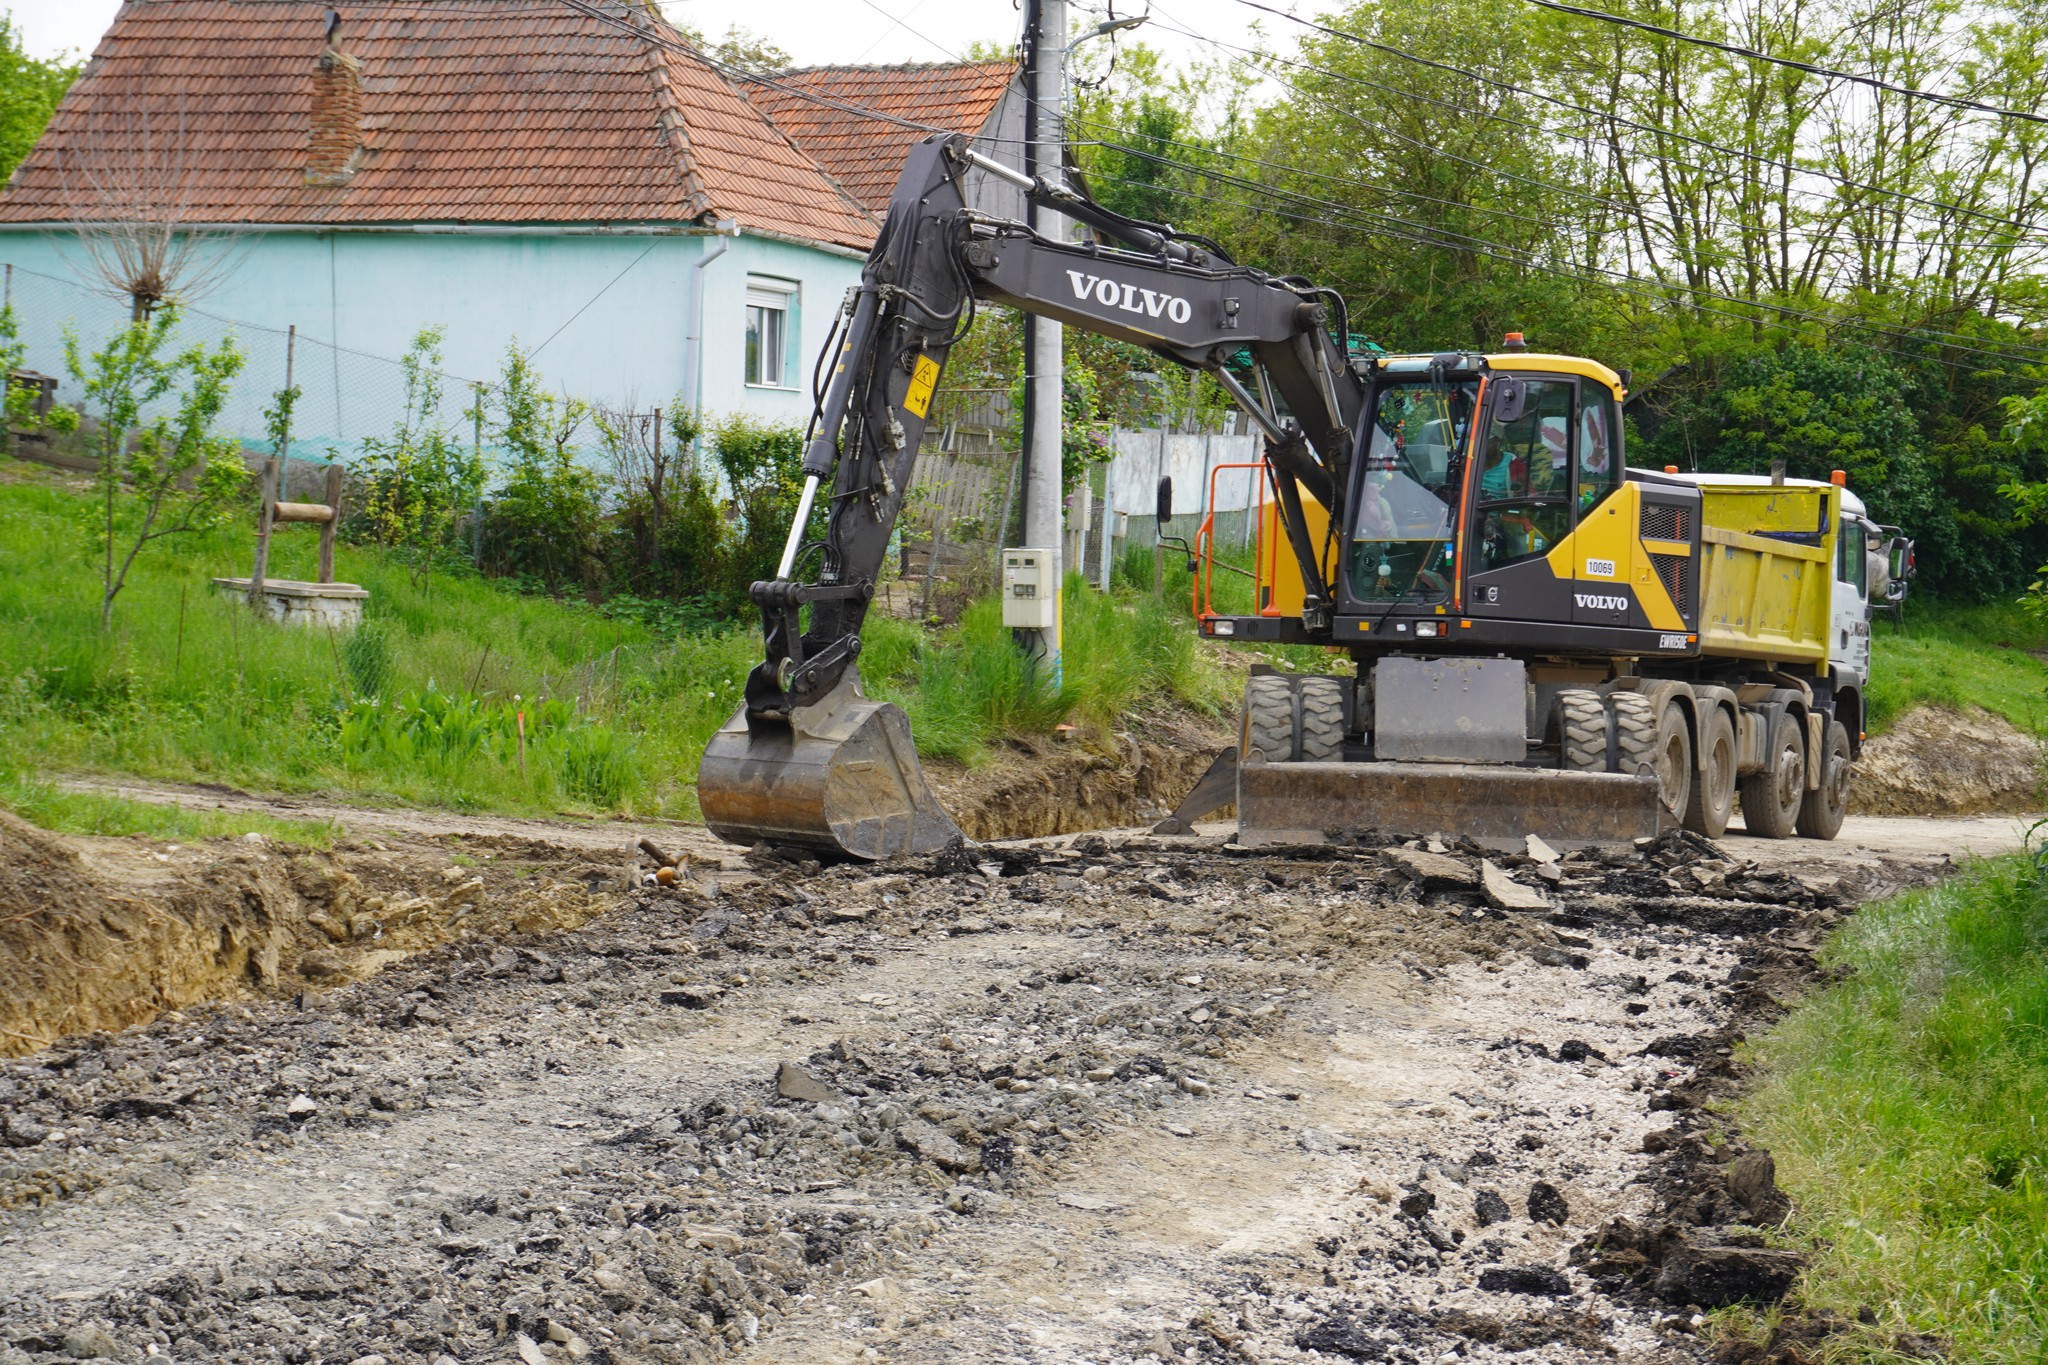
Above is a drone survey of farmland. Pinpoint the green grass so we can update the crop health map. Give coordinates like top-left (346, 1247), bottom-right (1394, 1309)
top-left (0, 466), bottom-right (758, 820)
top-left (1113, 537), bottom-right (1346, 674)
top-left (0, 464), bottom-right (1245, 823)
top-left (1739, 846), bottom-right (2048, 1360)
top-left (0, 767), bottom-right (337, 845)
top-left (859, 574), bottom-right (1239, 764)
top-left (1868, 601), bottom-right (2048, 736)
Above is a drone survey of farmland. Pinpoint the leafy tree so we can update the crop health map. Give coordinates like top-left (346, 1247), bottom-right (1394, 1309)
top-left (0, 17), bottom-right (78, 184)
top-left (356, 327), bottom-right (485, 589)
top-left (671, 21), bottom-right (791, 73)
top-left (483, 342), bottom-right (606, 593)
top-left (60, 308), bottom-right (248, 628)
top-left (1642, 343), bottom-right (1958, 586)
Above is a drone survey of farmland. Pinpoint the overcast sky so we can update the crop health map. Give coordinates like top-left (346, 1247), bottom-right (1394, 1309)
top-left (10, 0), bottom-right (1292, 82)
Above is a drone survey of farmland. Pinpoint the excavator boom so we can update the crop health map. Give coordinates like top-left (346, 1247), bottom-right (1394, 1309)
top-left (698, 134), bottom-right (1359, 859)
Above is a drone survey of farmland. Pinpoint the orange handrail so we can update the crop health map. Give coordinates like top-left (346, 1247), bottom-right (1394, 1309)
top-left (1192, 460), bottom-right (1270, 621)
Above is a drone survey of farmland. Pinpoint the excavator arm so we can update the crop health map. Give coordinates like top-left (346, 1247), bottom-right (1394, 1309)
top-left (698, 133), bottom-right (1364, 859)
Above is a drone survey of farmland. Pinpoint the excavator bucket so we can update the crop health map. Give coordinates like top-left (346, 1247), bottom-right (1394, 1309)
top-left (1235, 760), bottom-right (1664, 851)
top-left (697, 673), bottom-right (963, 861)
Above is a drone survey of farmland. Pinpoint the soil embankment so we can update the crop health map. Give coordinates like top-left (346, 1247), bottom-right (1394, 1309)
top-left (1853, 705), bottom-right (2041, 816)
top-left (0, 812), bottom-right (642, 1059)
top-left (928, 711), bottom-right (1229, 840)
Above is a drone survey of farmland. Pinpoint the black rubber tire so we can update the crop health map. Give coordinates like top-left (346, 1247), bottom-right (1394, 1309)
top-left (1297, 676), bottom-right (1347, 762)
top-left (1608, 691), bottom-right (1657, 773)
top-left (1242, 675), bottom-right (1296, 763)
top-left (1797, 719), bottom-right (1852, 840)
top-left (1683, 705), bottom-right (1737, 838)
top-left (1738, 711), bottom-right (1805, 840)
top-left (1648, 697), bottom-right (1694, 823)
top-left (1556, 688), bottom-right (1607, 770)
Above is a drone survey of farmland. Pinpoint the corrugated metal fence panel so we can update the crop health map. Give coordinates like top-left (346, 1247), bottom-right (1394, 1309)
top-left (1104, 429), bottom-right (1263, 518)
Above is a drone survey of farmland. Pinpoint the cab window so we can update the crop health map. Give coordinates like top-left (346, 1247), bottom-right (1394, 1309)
top-left (1475, 379), bottom-right (1572, 571)
top-left (1838, 519), bottom-right (1867, 594)
top-left (1577, 394), bottom-right (1619, 513)
top-left (1349, 379), bottom-right (1472, 602)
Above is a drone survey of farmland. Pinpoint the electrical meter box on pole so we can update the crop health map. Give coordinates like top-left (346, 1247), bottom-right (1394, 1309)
top-left (1002, 548), bottom-right (1058, 629)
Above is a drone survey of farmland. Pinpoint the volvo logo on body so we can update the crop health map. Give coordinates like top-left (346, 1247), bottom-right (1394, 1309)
top-left (1066, 270), bottom-right (1193, 324)
top-left (1573, 592), bottom-right (1629, 612)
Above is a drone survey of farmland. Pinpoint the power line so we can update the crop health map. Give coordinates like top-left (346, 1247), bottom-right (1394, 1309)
top-left (1223, 0), bottom-right (2048, 240)
top-left (1069, 112), bottom-right (1563, 232)
top-left (1518, 0), bottom-right (2048, 128)
top-left (529, 241), bottom-right (656, 359)
top-left (1080, 161), bottom-right (2048, 368)
top-left (1145, 2), bottom-right (2037, 257)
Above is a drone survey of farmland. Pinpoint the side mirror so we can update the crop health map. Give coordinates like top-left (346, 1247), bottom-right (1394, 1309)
top-left (1491, 375), bottom-right (1526, 425)
top-left (1156, 475), bottom-right (1173, 526)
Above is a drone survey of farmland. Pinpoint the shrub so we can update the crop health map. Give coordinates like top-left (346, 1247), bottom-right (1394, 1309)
top-left (481, 343), bottom-right (608, 593)
top-left (355, 327), bottom-right (486, 589)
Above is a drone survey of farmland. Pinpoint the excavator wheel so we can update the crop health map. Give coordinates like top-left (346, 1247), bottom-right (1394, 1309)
top-left (1796, 720), bottom-right (1852, 840)
top-left (1297, 676), bottom-right (1347, 761)
top-left (1739, 710), bottom-right (1806, 839)
top-left (1242, 675), bottom-right (1347, 763)
top-left (1242, 676), bottom-right (1295, 762)
top-left (1683, 705), bottom-right (1737, 838)
top-left (1556, 689), bottom-right (1607, 770)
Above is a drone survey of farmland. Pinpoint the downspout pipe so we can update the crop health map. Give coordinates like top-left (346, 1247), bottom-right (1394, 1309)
top-left (683, 218), bottom-right (739, 422)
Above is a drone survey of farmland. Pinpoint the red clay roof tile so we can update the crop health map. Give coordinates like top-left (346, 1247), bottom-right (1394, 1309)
top-left (749, 61), bottom-right (1018, 213)
top-left (0, 0), bottom-right (876, 250)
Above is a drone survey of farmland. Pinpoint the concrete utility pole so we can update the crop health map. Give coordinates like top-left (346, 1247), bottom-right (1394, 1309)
top-left (1020, 0), bottom-right (1066, 678)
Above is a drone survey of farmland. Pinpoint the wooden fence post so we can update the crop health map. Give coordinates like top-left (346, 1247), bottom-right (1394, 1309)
top-left (249, 456), bottom-right (280, 610)
top-left (319, 462), bottom-right (344, 584)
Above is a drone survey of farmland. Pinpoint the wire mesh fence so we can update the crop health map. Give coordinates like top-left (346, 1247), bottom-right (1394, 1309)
top-left (5, 261), bottom-right (492, 495)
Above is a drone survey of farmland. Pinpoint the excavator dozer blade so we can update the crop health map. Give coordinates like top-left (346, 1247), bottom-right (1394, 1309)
top-left (697, 673), bottom-right (963, 861)
top-left (1236, 761), bottom-right (1663, 851)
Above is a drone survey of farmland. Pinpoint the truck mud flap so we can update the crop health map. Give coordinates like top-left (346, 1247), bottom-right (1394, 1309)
top-left (697, 673), bottom-right (963, 861)
top-left (1236, 760), bottom-right (1663, 851)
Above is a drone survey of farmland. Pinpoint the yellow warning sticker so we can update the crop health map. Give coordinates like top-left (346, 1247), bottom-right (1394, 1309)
top-left (903, 354), bottom-right (941, 419)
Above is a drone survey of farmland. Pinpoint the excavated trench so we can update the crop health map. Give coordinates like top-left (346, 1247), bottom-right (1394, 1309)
top-left (9, 692), bottom-right (2035, 1067)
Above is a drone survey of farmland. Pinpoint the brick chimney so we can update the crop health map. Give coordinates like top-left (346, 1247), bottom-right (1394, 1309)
top-left (306, 9), bottom-right (363, 185)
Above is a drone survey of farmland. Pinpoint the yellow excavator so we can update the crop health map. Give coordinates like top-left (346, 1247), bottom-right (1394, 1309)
top-left (696, 134), bottom-right (1913, 859)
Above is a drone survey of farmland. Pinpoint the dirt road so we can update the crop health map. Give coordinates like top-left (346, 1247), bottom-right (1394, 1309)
top-left (1, 806), bottom-right (2011, 1365)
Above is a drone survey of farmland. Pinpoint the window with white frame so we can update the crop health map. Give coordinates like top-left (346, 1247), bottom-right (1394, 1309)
top-left (745, 278), bottom-right (797, 387)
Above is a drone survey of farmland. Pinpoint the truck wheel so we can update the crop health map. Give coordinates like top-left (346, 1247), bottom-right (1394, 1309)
top-left (1683, 706), bottom-right (1737, 838)
top-left (1242, 675), bottom-right (1296, 762)
top-left (1797, 720), bottom-right (1852, 840)
top-left (1613, 692), bottom-right (1691, 822)
top-left (1738, 711), bottom-right (1805, 839)
top-left (1297, 676), bottom-right (1346, 762)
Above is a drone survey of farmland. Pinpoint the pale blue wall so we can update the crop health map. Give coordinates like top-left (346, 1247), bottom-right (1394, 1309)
top-left (0, 225), bottom-right (865, 460)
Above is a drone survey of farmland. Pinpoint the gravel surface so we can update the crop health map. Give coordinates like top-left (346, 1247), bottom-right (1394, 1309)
top-left (0, 828), bottom-right (1970, 1364)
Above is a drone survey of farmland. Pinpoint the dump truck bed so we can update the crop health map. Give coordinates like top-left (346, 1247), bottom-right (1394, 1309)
top-left (1693, 482), bottom-right (1839, 665)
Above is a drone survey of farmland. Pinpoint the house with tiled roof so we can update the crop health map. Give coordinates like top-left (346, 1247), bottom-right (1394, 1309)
top-left (750, 61), bottom-right (1027, 220)
top-left (0, 0), bottom-right (881, 439)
